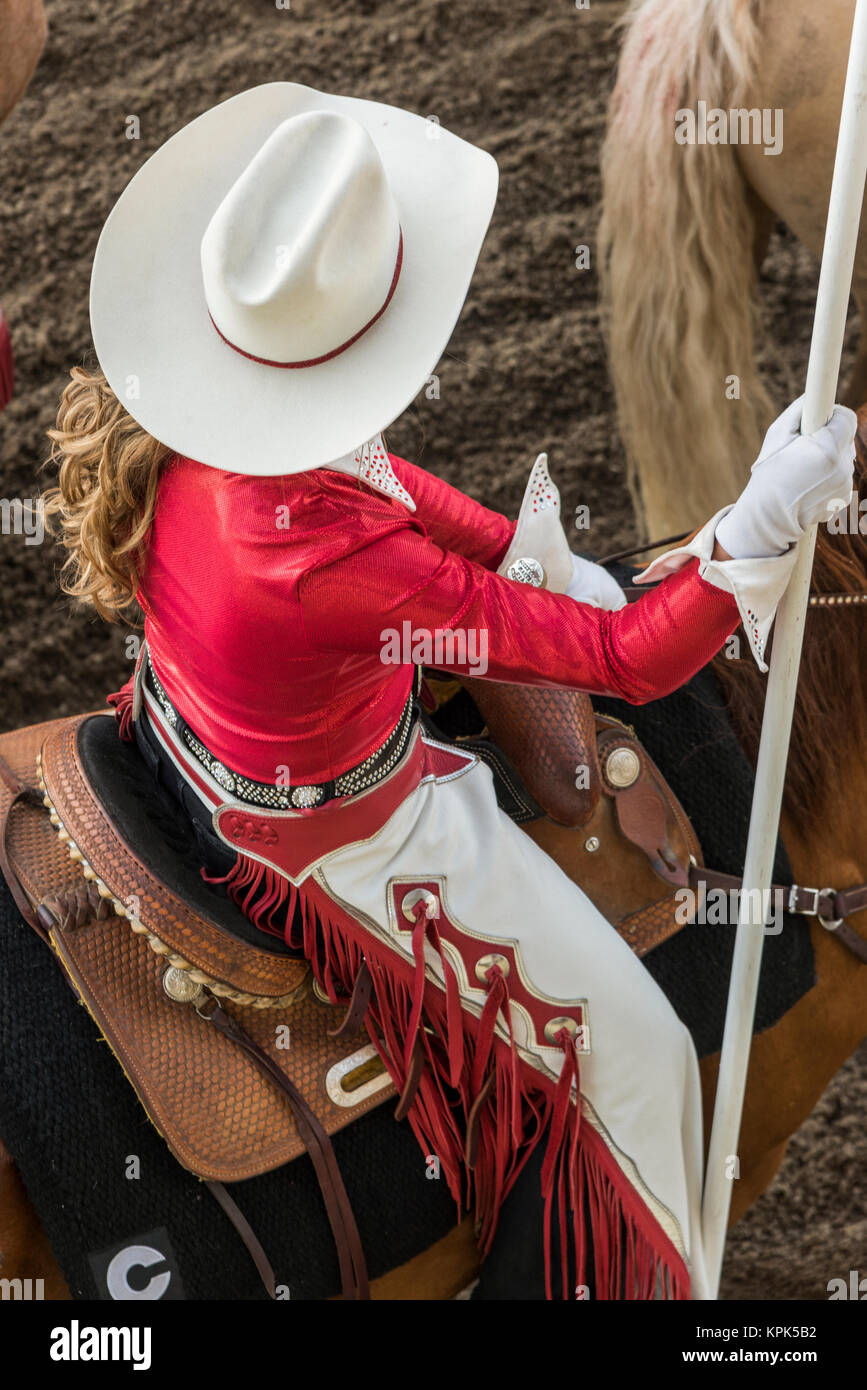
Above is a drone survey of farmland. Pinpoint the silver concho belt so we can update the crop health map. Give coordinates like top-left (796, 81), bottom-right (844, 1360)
top-left (145, 658), bottom-right (418, 811)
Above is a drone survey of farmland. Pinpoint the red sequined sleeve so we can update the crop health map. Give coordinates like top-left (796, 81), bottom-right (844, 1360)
top-left (300, 522), bottom-right (740, 704)
top-left (387, 453), bottom-right (515, 569)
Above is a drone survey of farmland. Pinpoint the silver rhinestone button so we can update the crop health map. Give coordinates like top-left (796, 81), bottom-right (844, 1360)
top-left (507, 556), bottom-right (546, 588)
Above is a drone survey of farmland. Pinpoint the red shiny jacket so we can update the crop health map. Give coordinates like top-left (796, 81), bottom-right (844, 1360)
top-left (136, 453), bottom-right (739, 785)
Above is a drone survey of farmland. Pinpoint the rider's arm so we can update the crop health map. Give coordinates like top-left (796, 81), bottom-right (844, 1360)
top-left (387, 453), bottom-right (516, 569)
top-left (299, 520), bottom-right (744, 704)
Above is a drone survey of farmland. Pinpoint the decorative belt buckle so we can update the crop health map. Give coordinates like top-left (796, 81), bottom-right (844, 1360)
top-left (290, 785), bottom-right (324, 809)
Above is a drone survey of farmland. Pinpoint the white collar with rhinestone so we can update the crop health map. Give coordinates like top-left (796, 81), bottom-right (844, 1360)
top-left (322, 433), bottom-right (416, 512)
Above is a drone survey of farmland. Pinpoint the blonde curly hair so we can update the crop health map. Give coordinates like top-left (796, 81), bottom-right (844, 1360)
top-left (42, 366), bottom-right (170, 621)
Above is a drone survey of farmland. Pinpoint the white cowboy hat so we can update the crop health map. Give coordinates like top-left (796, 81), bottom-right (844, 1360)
top-left (89, 83), bottom-right (498, 476)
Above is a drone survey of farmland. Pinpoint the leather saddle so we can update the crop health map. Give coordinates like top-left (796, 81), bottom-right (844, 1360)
top-left (0, 684), bottom-right (703, 1297)
top-left (0, 713), bottom-right (395, 1183)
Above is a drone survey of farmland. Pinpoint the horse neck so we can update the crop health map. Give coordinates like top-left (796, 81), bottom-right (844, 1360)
top-left (712, 465), bottom-right (867, 839)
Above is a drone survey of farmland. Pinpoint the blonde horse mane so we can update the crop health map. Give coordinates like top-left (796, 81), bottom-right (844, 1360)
top-left (598, 0), bottom-right (773, 542)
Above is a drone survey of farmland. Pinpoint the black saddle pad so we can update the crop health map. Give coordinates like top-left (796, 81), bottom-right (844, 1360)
top-left (77, 713), bottom-right (296, 956)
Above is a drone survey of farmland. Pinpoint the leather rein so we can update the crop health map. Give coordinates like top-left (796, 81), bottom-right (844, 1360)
top-left (601, 530), bottom-right (867, 608)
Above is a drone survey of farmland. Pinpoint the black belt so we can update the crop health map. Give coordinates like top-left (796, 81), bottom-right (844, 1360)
top-left (143, 658), bottom-right (420, 810)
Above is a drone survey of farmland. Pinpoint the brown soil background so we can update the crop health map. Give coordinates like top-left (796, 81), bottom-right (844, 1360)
top-left (1, 0), bottom-right (864, 1300)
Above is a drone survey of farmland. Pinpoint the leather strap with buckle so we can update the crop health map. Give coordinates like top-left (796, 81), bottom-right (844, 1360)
top-left (690, 866), bottom-right (867, 964)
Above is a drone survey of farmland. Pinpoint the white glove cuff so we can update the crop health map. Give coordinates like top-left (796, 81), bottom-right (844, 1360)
top-left (633, 506), bottom-right (799, 672)
top-left (566, 552), bottom-right (628, 610)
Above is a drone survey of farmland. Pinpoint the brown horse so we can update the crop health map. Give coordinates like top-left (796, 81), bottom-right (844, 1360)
top-left (599, 0), bottom-right (867, 541)
top-left (3, 417), bottom-right (867, 1297)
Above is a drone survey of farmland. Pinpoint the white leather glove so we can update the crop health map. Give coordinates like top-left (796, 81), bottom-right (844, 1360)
top-left (566, 552), bottom-right (627, 610)
top-left (714, 395), bottom-right (857, 560)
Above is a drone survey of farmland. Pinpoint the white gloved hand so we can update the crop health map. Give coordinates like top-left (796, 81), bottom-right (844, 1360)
top-left (566, 552), bottom-right (627, 610)
top-left (714, 395), bottom-right (857, 560)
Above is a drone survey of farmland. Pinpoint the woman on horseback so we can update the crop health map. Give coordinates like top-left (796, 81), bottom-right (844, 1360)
top-left (43, 84), bottom-right (855, 1300)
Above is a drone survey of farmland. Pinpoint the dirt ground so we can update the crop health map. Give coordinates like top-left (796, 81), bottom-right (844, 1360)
top-left (0, 0), bottom-right (864, 1300)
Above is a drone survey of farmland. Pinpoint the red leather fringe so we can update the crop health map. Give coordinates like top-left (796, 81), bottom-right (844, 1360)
top-left (209, 846), bottom-right (692, 1300)
top-left (203, 852), bottom-right (297, 943)
top-left (106, 679), bottom-right (135, 742)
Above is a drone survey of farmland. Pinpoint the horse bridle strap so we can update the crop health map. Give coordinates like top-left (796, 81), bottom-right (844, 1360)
top-left (690, 866), bottom-right (867, 965)
top-left (621, 584), bottom-right (867, 607)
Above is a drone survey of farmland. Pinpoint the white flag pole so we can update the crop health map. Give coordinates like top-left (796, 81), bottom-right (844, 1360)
top-left (701, 0), bottom-right (867, 1298)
